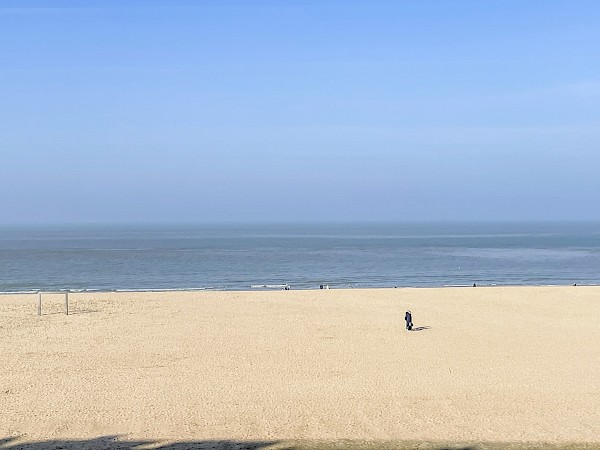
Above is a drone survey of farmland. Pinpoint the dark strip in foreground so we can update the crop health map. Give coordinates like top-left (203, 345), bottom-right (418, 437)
top-left (2, 437), bottom-right (600, 450)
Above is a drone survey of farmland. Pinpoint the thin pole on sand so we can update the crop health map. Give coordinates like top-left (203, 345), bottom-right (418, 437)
top-left (65, 292), bottom-right (69, 315)
top-left (37, 292), bottom-right (42, 316)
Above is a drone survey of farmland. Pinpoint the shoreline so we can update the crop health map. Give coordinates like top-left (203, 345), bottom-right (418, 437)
top-left (1, 282), bottom-right (598, 295)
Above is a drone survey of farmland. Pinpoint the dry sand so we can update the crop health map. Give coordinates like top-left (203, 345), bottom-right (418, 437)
top-left (1, 287), bottom-right (600, 448)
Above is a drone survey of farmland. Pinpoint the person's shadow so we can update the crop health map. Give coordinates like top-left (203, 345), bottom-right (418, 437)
top-left (411, 326), bottom-right (431, 332)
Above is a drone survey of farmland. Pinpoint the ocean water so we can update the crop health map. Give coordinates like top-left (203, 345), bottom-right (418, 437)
top-left (0, 222), bottom-right (599, 292)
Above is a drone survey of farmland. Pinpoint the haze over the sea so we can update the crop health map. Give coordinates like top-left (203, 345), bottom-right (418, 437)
top-left (1, 0), bottom-right (599, 225)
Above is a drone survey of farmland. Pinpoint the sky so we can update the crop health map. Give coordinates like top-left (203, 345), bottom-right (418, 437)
top-left (1, 0), bottom-right (599, 223)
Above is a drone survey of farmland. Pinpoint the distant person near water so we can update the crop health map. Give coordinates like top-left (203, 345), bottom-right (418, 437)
top-left (405, 311), bottom-right (413, 331)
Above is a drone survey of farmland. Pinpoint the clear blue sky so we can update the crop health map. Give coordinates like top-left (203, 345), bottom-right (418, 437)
top-left (1, 0), bottom-right (599, 223)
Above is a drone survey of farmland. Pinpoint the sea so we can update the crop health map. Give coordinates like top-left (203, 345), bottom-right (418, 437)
top-left (0, 222), bottom-right (599, 293)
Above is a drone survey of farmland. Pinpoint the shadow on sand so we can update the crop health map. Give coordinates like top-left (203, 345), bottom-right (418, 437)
top-left (411, 326), bottom-right (431, 331)
top-left (1, 436), bottom-right (272, 449)
top-left (66, 309), bottom-right (100, 315)
top-left (2, 437), bottom-right (600, 450)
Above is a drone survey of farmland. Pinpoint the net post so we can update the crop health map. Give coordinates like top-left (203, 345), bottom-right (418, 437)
top-left (65, 291), bottom-right (69, 315)
top-left (37, 292), bottom-right (42, 316)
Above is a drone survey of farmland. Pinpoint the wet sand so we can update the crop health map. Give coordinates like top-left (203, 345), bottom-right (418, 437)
top-left (1, 287), bottom-right (600, 448)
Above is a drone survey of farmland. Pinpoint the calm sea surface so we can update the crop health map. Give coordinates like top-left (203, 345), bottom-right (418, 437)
top-left (0, 222), bottom-right (599, 292)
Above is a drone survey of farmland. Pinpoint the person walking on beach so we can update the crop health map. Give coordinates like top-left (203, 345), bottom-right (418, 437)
top-left (404, 310), bottom-right (413, 331)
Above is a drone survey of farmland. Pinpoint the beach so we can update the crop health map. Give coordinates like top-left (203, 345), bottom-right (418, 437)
top-left (1, 287), bottom-right (600, 449)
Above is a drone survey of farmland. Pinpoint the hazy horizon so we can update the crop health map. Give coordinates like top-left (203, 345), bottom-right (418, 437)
top-left (2, 219), bottom-right (600, 228)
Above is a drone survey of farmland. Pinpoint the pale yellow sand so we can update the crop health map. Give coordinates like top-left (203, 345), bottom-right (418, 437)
top-left (1, 287), bottom-right (600, 448)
